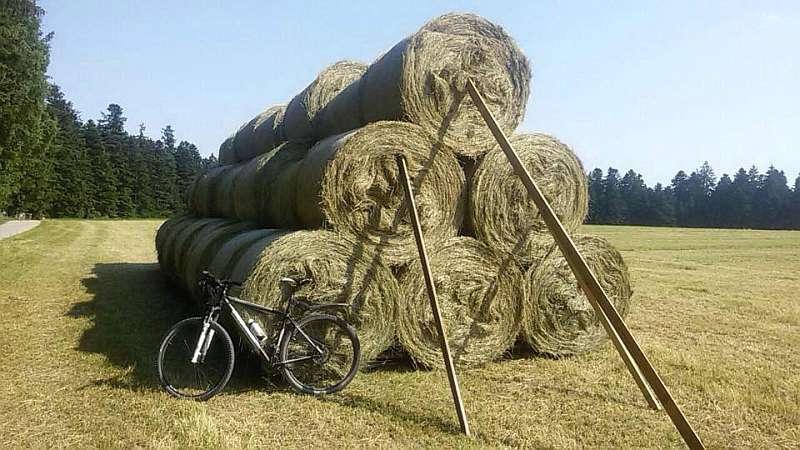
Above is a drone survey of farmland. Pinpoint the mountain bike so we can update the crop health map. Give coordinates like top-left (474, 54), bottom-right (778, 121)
top-left (157, 271), bottom-right (360, 400)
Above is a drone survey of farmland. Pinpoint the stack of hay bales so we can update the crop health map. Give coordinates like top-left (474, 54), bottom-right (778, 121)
top-left (156, 12), bottom-right (633, 369)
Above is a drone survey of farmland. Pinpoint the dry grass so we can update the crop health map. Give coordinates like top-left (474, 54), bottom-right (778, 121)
top-left (0, 220), bottom-right (797, 448)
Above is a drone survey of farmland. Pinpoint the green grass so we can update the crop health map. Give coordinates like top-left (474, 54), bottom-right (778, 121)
top-left (0, 221), bottom-right (797, 448)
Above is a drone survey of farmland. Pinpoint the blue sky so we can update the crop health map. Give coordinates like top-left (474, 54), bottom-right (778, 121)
top-left (41, 1), bottom-right (799, 185)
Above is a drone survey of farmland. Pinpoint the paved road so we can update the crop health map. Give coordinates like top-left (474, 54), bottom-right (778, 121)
top-left (0, 220), bottom-right (41, 240)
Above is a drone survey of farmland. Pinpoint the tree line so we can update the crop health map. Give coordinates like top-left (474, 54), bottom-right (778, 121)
top-left (587, 162), bottom-right (800, 230)
top-left (0, 1), bottom-right (216, 219)
top-left (3, 2), bottom-right (799, 229)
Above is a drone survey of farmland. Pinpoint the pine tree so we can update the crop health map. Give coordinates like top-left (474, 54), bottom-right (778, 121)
top-left (153, 126), bottom-right (178, 214)
top-left (46, 84), bottom-right (91, 217)
top-left (754, 166), bottom-right (791, 229)
top-left (0, 0), bottom-right (53, 211)
top-left (98, 104), bottom-right (135, 216)
top-left (602, 168), bottom-right (626, 224)
top-left (175, 140), bottom-right (203, 208)
top-left (83, 120), bottom-right (118, 217)
top-left (586, 168), bottom-right (604, 224)
top-left (620, 169), bottom-right (648, 224)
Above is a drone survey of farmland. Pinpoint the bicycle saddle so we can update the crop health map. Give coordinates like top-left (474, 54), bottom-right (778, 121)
top-left (279, 277), bottom-right (312, 287)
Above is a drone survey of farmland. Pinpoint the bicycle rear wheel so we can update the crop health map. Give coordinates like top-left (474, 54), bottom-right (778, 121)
top-left (278, 314), bottom-right (360, 395)
top-left (157, 317), bottom-right (235, 401)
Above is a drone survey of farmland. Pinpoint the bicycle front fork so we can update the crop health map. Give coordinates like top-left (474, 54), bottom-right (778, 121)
top-left (191, 321), bottom-right (216, 364)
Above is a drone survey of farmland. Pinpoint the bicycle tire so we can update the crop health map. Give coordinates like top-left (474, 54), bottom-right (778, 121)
top-left (157, 317), bottom-right (235, 401)
top-left (279, 314), bottom-right (360, 395)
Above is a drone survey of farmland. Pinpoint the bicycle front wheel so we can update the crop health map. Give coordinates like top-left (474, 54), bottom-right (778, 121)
top-left (157, 317), bottom-right (235, 401)
top-left (279, 314), bottom-right (360, 395)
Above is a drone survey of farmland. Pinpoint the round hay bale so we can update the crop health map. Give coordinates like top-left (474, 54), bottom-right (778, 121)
top-left (213, 165), bottom-right (240, 217)
top-left (233, 105), bottom-right (286, 163)
top-left (397, 237), bottom-right (524, 368)
top-left (228, 231), bottom-right (287, 285)
top-left (232, 151), bottom-right (273, 221)
top-left (207, 229), bottom-right (280, 281)
top-left (257, 141), bottom-right (311, 227)
top-left (283, 61), bottom-right (367, 141)
top-left (183, 221), bottom-right (257, 297)
top-left (317, 13), bottom-right (531, 155)
top-left (300, 121), bottom-right (465, 265)
top-left (190, 166), bottom-right (227, 217)
top-left (522, 234), bottom-right (632, 357)
top-left (242, 230), bottom-right (399, 364)
top-left (218, 134), bottom-right (236, 165)
top-left (470, 133), bottom-right (588, 265)
top-left (158, 215), bottom-right (203, 280)
top-left (171, 218), bottom-right (231, 282)
top-left (156, 214), bottom-right (194, 281)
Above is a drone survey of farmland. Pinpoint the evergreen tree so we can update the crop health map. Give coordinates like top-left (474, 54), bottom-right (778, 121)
top-left (645, 183), bottom-right (676, 226)
top-left (46, 84), bottom-right (91, 217)
top-left (153, 126), bottom-right (178, 214)
top-left (793, 174), bottom-right (800, 229)
top-left (587, 168), bottom-right (605, 224)
top-left (671, 170), bottom-right (691, 226)
top-left (0, 0), bottom-right (53, 211)
top-left (754, 166), bottom-right (791, 229)
top-left (620, 169), bottom-right (648, 224)
top-left (602, 168), bottom-right (626, 224)
top-left (98, 104), bottom-right (135, 216)
top-left (132, 124), bottom-right (157, 216)
top-left (175, 140), bottom-right (203, 208)
top-left (83, 120), bottom-right (117, 217)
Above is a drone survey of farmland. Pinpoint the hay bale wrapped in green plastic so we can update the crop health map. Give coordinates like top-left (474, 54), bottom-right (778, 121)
top-left (316, 13), bottom-right (531, 155)
top-left (522, 235), bottom-right (632, 357)
top-left (397, 237), bottom-right (524, 368)
top-left (283, 61), bottom-right (367, 141)
top-left (470, 133), bottom-right (588, 265)
top-left (242, 230), bottom-right (399, 364)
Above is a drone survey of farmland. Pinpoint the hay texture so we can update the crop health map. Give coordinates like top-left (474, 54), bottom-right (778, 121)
top-left (470, 133), bottom-right (588, 265)
top-left (189, 122), bottom-right (464, 265)
top-left (207, 229), bottom-right (279, 282)
top-left (522, 234), bottom-right (632, 357)
top-left (243, 230), bottom-right (399, 363)
top-left (217, 134), bottom-right (236, 165)
top-left (182, 221), bottom-right (257, 297)
top-left (316, 13), bottom-right (530, 155)
top-left (218, 106), bottom-right (286, 166)
top-left (308, 121), bottom-right (464, 265)
top-left (283, 61), bottom-right (367, 141)
top-left (397, 237), bottom-right (524, 368)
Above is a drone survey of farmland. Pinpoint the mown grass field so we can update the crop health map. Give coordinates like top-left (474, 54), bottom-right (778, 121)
top-left (0, 220), bottom-right (797, 448)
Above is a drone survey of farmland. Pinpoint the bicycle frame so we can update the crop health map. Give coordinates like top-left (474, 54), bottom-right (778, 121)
top-left (191, 290), bottom-right (327, 368)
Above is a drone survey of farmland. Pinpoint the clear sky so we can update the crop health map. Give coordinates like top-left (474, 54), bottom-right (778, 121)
top-left (40, 1), bottom-right (799, 185)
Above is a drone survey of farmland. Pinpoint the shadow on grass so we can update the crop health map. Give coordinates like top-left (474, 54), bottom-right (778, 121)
top-left (67, 262), bottom-right (272, 394)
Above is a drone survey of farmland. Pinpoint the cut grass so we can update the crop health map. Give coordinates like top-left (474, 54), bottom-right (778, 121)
top-left (0, 221), bottom-right (797, 448)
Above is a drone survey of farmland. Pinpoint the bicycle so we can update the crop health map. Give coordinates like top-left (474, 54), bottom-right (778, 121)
top-left (157, 271), bottom-right (361, 400)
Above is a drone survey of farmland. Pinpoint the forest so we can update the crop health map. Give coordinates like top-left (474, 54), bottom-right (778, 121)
top-left (2, 1), bottom-right (799, 229)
